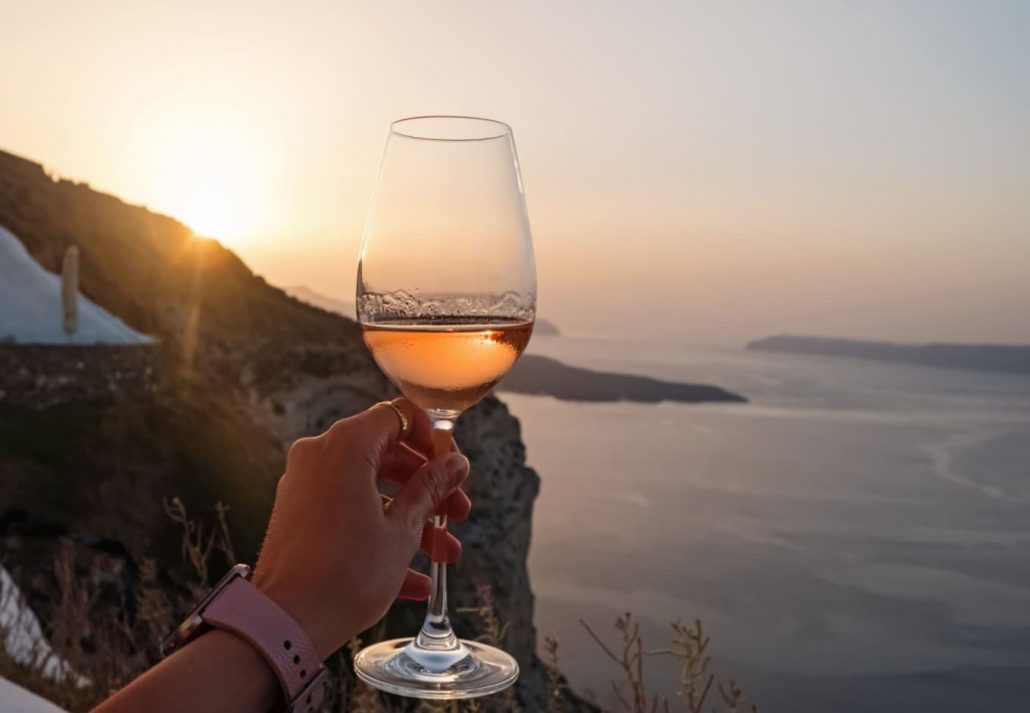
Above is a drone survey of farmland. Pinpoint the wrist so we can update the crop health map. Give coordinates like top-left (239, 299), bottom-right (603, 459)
top-left (163, 565), bottom-right (329, 712)
top-left (95, 629), bottom-right (281, 713)
top-left (254, 577), bottom-right (358, 661)
top-left (198, 629), bottom-right (283, 707)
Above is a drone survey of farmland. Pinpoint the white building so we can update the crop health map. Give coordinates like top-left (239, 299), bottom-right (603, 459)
top-left (0, 225), bottom-right (152, 345)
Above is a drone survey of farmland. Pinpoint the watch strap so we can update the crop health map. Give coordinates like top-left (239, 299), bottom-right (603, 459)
top-left (203, 576), bottom-right (328, 712)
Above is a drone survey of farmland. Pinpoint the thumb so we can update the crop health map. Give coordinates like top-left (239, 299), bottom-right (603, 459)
top-left (389, 452), bottom-right (469, 527)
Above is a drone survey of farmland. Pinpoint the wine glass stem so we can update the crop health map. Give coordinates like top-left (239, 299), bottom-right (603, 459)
top-left (415, 418), bottom-right (461, 652)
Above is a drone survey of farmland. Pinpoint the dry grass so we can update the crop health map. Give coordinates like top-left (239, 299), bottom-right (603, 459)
top-left (580, 614), bottom-right (758, 713)
top-left (543, 636), bottom-right (566, 713)
top-left (1, 542), bottom-right (145, 711)
top-left (455, 584), bottom-right (519, 713)
top-left (1, 505), bottom-right (759, 713)
top-left (0, 498), bottom-right (235, 711)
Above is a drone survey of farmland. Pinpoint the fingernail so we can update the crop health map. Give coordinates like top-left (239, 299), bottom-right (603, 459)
top-left (444, 453), bottom-right (469, 478)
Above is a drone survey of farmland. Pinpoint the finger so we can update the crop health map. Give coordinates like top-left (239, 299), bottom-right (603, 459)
top-left (400, 405), bottom-right (434, 455)
top-left (379, 442), bottom-right (428, 483)
top-left (386, 482), bottom-right (469, 521)
top-left (379, 444), bottom-right (470, 520)
top-left (443, 489), bottom-right (472, 521)
top-left (402, 439), bottom-right (432, 460)
top-left (420, 522), bottom-right (462, 563)
top-left (397, 569), bottom-right (431, 601)
top-left (347, 398), bottom-right (420, 445)
top-left (388, 453), bottom-right (470, 527)
top-left (379, 490), bottom-right (468, 521)
top-left (319, 398), bottom-right (425, 477)
top-left (382, 440), bottom-right (468, 485)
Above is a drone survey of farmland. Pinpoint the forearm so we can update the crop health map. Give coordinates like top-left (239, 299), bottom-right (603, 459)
top-left (93, 629), bottom-right (281, 713)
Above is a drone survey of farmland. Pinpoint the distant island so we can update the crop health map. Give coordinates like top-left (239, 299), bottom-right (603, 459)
top-left (532, 318), bottom-right (560, 336)
top-left (500, 354), bottom-right (746, 404)
top-left (285, 284), bottom-right (561, 335)
top-left (748, 335), bottom-right (1030, 376)
top-left (285, 285), bottom-right (357, 317)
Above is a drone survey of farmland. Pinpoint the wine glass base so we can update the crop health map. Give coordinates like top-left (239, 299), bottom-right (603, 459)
top-left (353, 637), bottom-right (519, 700)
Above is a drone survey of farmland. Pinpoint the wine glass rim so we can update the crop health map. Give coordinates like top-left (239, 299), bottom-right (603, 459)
top-left (390, 115), bottom-right (513, 142)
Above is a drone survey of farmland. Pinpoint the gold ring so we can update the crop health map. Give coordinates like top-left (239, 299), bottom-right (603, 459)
top-left (375, 400), bottom-right (409, 437)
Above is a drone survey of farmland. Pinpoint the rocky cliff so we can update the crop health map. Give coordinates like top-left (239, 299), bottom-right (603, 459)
top-left (0, 148), bottom-right (549, 706)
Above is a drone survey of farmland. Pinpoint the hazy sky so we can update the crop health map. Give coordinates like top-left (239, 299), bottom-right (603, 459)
top-left (2, 1), bottom-right (1028, 343)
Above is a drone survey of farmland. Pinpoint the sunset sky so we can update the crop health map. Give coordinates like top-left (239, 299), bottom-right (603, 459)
top-left (2, 1), bottom-right (1028, 343)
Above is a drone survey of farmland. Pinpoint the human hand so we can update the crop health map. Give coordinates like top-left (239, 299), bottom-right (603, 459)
top-left (252, 399), bottom-right (470, 660)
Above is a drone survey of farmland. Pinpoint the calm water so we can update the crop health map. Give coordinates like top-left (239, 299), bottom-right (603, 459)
top-left (506, 335), bottom-right (1030, 712)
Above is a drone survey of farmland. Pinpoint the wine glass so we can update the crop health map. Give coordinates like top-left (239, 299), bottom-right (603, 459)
top-left (353, 116), bottom-right (536, 699)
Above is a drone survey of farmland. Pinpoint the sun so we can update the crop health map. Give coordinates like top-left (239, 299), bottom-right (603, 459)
top-left (167, 162), bottom-right (256, 243)
top-left (159, 132), bottom-right (263, 246)
top-left (129, 100), bottom-right (274, 248)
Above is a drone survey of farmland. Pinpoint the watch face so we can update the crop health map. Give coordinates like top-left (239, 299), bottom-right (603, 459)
top-left (160, 564), bottom-right (252, 657)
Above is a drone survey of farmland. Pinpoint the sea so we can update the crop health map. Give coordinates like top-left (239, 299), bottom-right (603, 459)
top-left (504, 334), bottom-right (1030, 712)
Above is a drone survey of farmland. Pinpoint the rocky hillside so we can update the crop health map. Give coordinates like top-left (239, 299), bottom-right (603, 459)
top-left (0, 149), bottom-right (550, 706)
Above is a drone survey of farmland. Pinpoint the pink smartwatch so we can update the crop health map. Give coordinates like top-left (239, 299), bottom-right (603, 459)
top-left (161, 564), bottom-right (328, 713)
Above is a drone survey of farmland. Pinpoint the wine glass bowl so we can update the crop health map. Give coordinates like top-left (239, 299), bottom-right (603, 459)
top-left (354, 116), bottom-right (536, 699)
top-left (357, 116), bottom-right (535, 305)
top-left (360, 316), bottom-right (533, 416)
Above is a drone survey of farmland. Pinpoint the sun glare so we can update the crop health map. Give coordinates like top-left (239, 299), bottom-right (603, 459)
top-left (126, 99), bottom-right (278, 249)
top-left (166, 160), bottom-right (256, 243)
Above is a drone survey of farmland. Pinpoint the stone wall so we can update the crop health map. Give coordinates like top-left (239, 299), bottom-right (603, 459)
top-left (0, 344), bottom-right (158, 409)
